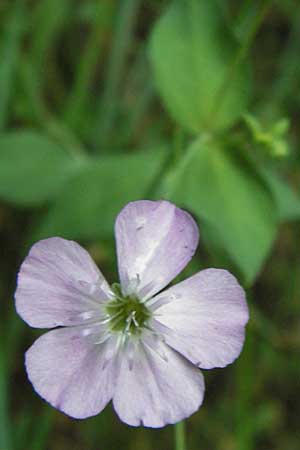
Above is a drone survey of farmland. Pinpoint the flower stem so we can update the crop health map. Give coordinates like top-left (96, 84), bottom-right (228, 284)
top-left (174, 421), bottom-right (186, 450)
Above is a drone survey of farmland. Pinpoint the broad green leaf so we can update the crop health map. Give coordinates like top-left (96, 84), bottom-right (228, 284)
top-left (260, 168), bottom-right (300, 221)
top-left (149, 0), bottom-right (250, 134)
top-left (34, 149), bottom-right (166, 241)
top-left (0, 131), bottom-right (79, 206)
top-left (163, 139), bottom-right (277, 284)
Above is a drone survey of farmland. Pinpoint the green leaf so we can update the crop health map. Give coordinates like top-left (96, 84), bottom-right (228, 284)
top-left (149, 0), bottom-right (250, 134)
top-left (0, 131), bottom-right (79, 206)
top-left (260, 168), bottom-right (300, 221)
top-left (33, 149), bottom-right (166, 241)
top-left (163, 139), bottom-right (277, 284)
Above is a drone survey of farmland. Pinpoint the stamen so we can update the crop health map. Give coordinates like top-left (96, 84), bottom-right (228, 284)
top-left (131, 311), bottom-right (139, 327)
top-left (105, 290), bottom-right (151, 334)
top-left (99, 310), bottom-right (123, 325)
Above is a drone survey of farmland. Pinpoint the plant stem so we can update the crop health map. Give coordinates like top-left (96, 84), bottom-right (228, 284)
top-left (174, 421), bottom-right (186, 450)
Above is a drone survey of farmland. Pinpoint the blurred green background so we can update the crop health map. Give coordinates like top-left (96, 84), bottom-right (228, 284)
top-left (1, 0), bottom-right (300, 449)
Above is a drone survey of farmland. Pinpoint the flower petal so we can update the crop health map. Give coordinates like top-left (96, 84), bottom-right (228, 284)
top-left (113, 335), bottom-right (204, 427)
top-left (15, 237), bottom-right (113, 328)
top-left (25, 327), bottom-right (119, 419)
top-left (150, 269), bottom-right (249, 369)
top-left (115, 200), bottom-right (199, 300)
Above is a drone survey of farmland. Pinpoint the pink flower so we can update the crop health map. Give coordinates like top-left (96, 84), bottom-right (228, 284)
top-left (15, 200), bottom-right (249, 427)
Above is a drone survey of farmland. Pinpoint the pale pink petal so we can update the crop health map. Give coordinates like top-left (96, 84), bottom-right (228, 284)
top-left (115, 200), bottom-right (199, 300)
top-left (25, 328), bottom-right (119, 419)
top-left (113, 334), bottom-right (205, 427)
top-left (15, 237), bottom-right (113, 328)
top-left (150, 269), bottom-right (249, 369)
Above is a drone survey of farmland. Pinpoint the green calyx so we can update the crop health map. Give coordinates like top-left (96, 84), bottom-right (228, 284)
top-left (106, 283), bottom-right (151, 334)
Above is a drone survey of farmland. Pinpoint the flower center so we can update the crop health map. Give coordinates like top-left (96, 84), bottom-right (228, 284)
top-left (106, 284), bottom-right (151, 334)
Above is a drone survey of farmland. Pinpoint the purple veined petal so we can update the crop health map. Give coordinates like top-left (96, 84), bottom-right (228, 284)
top-left (112, 334), bottom-right (205, 428)
top-left (25, 327), bottom-right (119, 419)
top-left (115, 200), bottom-right (199, 300)
top-left (150, 269), bottom-right (249, 369)
top-left (15, 237), bottom-right (114, 329)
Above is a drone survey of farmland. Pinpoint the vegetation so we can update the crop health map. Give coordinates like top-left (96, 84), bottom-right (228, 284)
top-left (1, 0), bottom-right (299, 449)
